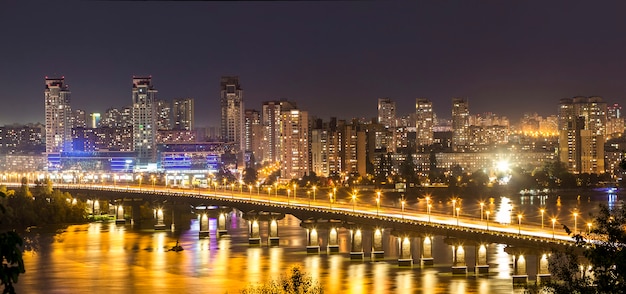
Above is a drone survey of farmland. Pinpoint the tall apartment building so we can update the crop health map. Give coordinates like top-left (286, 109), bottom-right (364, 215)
top-left (377, 98), bottom-right (396, 129)
top-left (243, 109), bottom-right (262, 165)
top-left (155, 99), bottom-right (171, 130)
top-left (451, 98), bottom-right (470, 151)
top-left (71, 109), bottom-right (87, 129)
top-left (280, 108), bottom-right (309, 179)
top-left (102, 107), bottom-right (132, 128)
top-left (45, 77), bottom-right (72, 153)
top-left (415, 98), bottom-right (434, 148)
top-left (172, 98), bottom-right (194, 130)
top-left (220, 76), bottom-right (244, 152)
top-left (261, 100), bottom-right (296, 163)
top-left (606, 103), bottom-right (624, 139)
top-left (131, 77), bottom-right (158, 163)
top-left (558, 96), bottom-right (607, 174)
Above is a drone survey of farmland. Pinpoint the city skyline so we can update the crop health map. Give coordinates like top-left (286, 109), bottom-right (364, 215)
top-left (3, 1), bottom-right (626, 126)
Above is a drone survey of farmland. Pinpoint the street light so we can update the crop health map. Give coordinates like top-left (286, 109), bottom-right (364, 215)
top-left (293, 184), bottom-right (297, 199)
top-left (456, 207), bottom-right (460, 226)
top-left (480, 201), bottom-right (484, 221)
top-left (486, 210), bottom-right (490, 230)
top-left (312, 186), bottom-right (316, 201)
top-left (151, 175), bottom-right (156, 191)
top-left (401, 199), bottom-right (406, 220)
top-left (329, 192), bottom-right (333, 209)
top-left (287, 189), bottom-right (291, 203)
top-left (427, 204), bottom-right (432, 222)
top-left (352, 193), bottom-right (356, 213)
top-left (517, 213), bottom-right (523, 234)
top-left (452, 198), bottom-right (457, 216)
top-left (540, 208), bottom-right (545, 229)
top-left (573, 212), bottom-right (579, 234)
top-left (267, 187), bottom-right (271, 203)
top-left (376, 194), bottom-right (380, 216)
top-left (552, 218), bottom-right (557, 239)
top-left (587, 222), bottom-right (592, 234)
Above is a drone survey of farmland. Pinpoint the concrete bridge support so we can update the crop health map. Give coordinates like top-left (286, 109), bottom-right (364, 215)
top-left (327, 226), bottom-right (339, 253)
top-left (397, 236), bottom-right (413, 266)
top-left (130, 203), bottom-right (141, 226)
top-left (475, 244), bottom-right (490, 274)
top-left (268, 219), bottom-right (279, 246)
top-left (248, 219), bottom-right (261, 245)
top-left (306, 228), bottom-right (320, 253)
top-left (371, 228), bottom-right (384, 260)
top-left (349, 228), bottom-right (364, 260)
top-left (217, 212), bottom-right (228, 237)
top-left (451, 244), bottom-right (468, 274)
top-left (115, 204), bottom-right (126, 224)
top-left (420, 236), bottom-right (434, 266)
top-left (536, 253), bottom-right (551, 284)
top-left (512, 254), bottom-right (529, 285)
top-left (154, 208), bottom-right (166, 230)
top-left (198, 213), bottom-right (209, 238)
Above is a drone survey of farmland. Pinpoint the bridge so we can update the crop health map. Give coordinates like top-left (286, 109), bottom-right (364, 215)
top-left (13, 182), bottom-right (587, 283)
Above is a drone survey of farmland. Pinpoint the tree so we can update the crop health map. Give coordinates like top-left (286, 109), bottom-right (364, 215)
top-left (399, 153), bottom-right (418, 186)
top-left (243, 167), bottom-right (258, 185)
top-left (241, 266), bottom-right (322, 294)
top-left (538, 204), bottom-right (626, 294)
top-left (0, 191), bottom-right (25, 294)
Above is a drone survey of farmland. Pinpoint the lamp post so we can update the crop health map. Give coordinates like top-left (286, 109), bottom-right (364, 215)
top-left (376, 194), bottom-right (380, 216)
top-left (293, 184), bottom-right (297, 199)
top-left (427, 203), bottom-right (432, 222)
top-left (486, 211), bottom-right (490, 230)
top-left (587, 222), bottom-right (592, 234)
top-left (352, 193), bottom-right (356, 213)
top-left (329, 192), bottom-right (333, 209)
top-left (249, 185), bottom-right (253, 200)
top-left (312, 186), bottom-right (316, 202)
top-left (540, 208), bottom-right (545, 229)
top-left (401, 199), bottom-right (406, 220)
top-left (267, 187), bottom-right (271, 203)
top-left (480, 201), bottom-right (484, 221)
top-left (552, 218), bottom-right (556, 239)
top-left (307, 191), bottom-right (311, 207)
top-left (452, 198), bottom-right (457, 216)
top-left (151, 175), bottom-right (156, 191)
top-left (456, 207), bottom-right (460, 226)
top-left (287, 189), bottom-right (291, 204)
top-left (573, 212), bottom-right (578, 234)
top-left (517, 214), bottom-right (522, 234)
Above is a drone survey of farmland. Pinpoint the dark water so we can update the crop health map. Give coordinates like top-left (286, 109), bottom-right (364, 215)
top-left (15, 189), bottom-right (622, 293)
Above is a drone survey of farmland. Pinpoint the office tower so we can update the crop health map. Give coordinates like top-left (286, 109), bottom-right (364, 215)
top-left (280, 107), bottom-right (309, 179)
top-left (377, 98), bottom-right (396, 129)
top-left (415, 98), bottom-right (434, 148)
top-left (606, 103), bottom-right (624, 139)
top-left (131, 76), bottom-right (158, 163)
top-left (243, 109), bottom-right (262, 164)
top-left (220, 76), bottom-right (244, 151)
top-left (558, 96), bottom-right (607, 174)
top-left (451, 98), bottom-right (470, 151)
top-left (172, 98), bottom-right (194, 130)
top-left (89, 113), bottom-right (101, 128)
top-left (71, 109), bottom-right (87, 129)
top-left (155, 99), bottom-right (171, 130)
top-left (45, 77), bottom-right (72, 153)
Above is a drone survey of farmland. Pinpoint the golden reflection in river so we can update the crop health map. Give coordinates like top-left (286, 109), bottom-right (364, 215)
top-left (304, 254), bottom-right (320, 283)
top-left (327, 254), bottom-right (342, 293)
top-left (494, 244), bottom-right (512, 279)
top-left (372, 262), bottom-right (387, 294)
top-left (269, 247), bottom-right (283, 280)
top-left (347, 263), bottom-right (366, 294)
top-left (246, 247), bottom-right (262, 285)
top-left (421, 268), bottom-right (437, 293)
top-left (395, 269), bottom-right (413, 292)
top-left (449, 277), bottom-right (467, 294)
top-left (152, 231), bottom-right (166, 289)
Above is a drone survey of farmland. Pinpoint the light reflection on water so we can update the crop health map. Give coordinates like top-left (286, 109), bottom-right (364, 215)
top-left (17, 189), bottom-right (621, 293)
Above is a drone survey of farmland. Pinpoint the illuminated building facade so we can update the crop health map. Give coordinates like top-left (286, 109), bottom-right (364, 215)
top-left (131, 77), bottom-right (158, 163)
top-left (45, 77), bottom-right (73, 153)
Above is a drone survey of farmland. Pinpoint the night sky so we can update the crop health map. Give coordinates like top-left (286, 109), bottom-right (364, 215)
top-left (2, 1), bottom-right (626, 127)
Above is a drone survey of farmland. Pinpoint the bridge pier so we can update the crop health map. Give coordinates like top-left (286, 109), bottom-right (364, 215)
top-left (475, 244), bottom-right (490, 274)
top-left (420, 236), bottom-right (434, 266)
top-left (397, 236), bottom-right (413, 266)
top-left (451, 244), bottom-right (468, 274)
top-left (130, 203), bottom-right (141, 226)
top-left (268, 219), bottom-right (279, 246)
top-left (349, 228), bottom-right (364, 260)
top-left (198, 213), bottom-right (209, 238)
top-left (154, 208), bottom-right (166, 230)
top-left (115, 204), bottom-right (126, 224)
top-left (536, 253), bottom-right (551, 284)
top-left (217, 212), bottom-right (228, 237)
top-left (327, 226), bottom-right (339, 253)
top-left (512, 254), bottom-right (528, 285)
top-left (306, 228), bottom-right (320, 253)
top-left (248, 219), bottom-right (261, 245)
top-left (371, 228), bottom-right (384, 260)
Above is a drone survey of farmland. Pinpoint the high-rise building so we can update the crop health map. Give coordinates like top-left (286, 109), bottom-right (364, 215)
top-left (172, 98), bottom-right (194, 130)
top-left (89, 113), bottom-right (101, 128)
top-left (451, 98), bottom-right (470, 151)
top-left (606, 103), bottom-right (624, 139)
top-left (155, 99), bottom-right (171, 130)
top-left (45, 77), bottom-right (72, 153)
top-left (243, 109), bottom-right (262, 164)
top-left (71, 109), bottom-right (87, 129)
top-left (280, 108), bottom-right (309, 179)
top-left (101, 107), bottom-right (132, 128)
top-left (377, 98), bottom-right (396, 129)
top-left (220, 76), bottom-right (244, 151)
top-left (415, 98), bottom-right (434, 148)
top-left (261, 100), bottom-right (295, 163)
top-left (558, 96), bottom-right (606, 174)
top-left (131, 77), bottom-right (158, 163)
